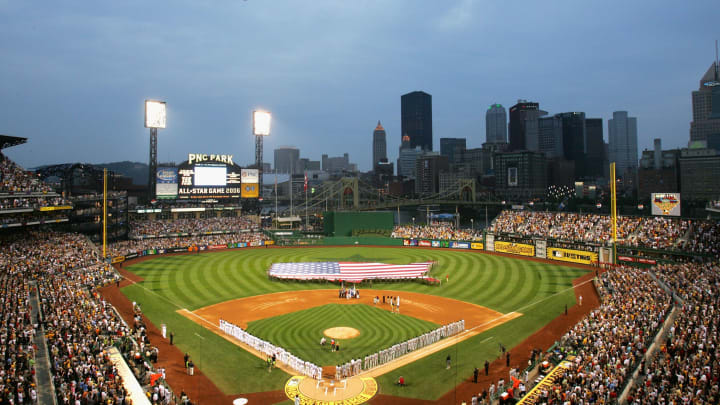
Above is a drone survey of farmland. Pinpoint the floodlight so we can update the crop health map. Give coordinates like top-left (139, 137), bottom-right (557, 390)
top-left (145, 100), bottom-right (167, 129)
top-left (253, 110), bottom-right (271, 136)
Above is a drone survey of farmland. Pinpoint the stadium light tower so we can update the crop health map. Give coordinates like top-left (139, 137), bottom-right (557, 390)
top-left (253, 110), bottom-right (271, 199)
top-left (145, 100), bottom-right (166, 201)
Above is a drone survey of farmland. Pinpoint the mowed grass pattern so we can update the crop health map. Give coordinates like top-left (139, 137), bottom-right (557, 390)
top-left (246, 304), bottom-right (438, 365)
top-left (121, 247), bottom-right (587, 398)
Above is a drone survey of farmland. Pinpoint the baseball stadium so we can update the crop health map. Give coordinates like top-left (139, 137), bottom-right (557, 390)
top-left (2, 131), bottom-right (720, 405)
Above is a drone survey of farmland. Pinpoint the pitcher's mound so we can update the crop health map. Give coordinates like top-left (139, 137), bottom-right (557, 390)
top-left (324, 327), bottom-right (360, 339)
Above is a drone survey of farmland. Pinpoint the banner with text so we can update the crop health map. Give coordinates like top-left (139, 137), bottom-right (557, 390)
top-left (548, 247), bottom-right (598, 265)
top-left (494, 240), bottom-right (534, 256)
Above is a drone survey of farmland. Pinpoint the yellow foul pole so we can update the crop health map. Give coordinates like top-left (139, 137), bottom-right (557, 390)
top-left (103, 168), bottom-right (107, 259)
top-left (610, 162), bottom-right (617, 265)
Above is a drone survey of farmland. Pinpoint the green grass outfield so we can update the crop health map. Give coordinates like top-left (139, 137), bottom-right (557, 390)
top-left (121, 247), bottom-right (587, 400)
top-left (246, 303), bottom-right (438, 366)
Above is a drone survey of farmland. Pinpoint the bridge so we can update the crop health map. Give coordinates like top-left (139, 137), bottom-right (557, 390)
top-left (271, 177), bottom-right (505, 216)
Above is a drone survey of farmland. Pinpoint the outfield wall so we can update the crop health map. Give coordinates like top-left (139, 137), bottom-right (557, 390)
top-left (324, 212), bottom-right (394, 237)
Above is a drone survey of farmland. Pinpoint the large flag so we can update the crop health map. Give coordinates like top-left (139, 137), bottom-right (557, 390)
top-left (304, 172), bottom-right (308, 192)
top-left (268, 261), bottom-right (432, 282)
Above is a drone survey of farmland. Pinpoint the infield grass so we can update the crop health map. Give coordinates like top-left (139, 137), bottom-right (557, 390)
top-left (120, 246), bottom-right (587, 399)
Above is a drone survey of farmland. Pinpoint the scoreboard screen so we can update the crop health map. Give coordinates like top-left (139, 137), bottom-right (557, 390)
top-left (194, 166), bottom-right (227, 186)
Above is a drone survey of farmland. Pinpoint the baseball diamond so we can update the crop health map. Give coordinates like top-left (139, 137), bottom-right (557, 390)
top-left (111, 246), bottom-right (588, 403)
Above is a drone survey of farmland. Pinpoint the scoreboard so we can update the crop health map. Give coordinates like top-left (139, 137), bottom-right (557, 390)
top-left (157, 154), bottom-right (259, 200)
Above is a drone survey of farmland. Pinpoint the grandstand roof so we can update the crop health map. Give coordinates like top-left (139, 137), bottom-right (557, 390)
top-left (0, 135), bottom-right (27, 150)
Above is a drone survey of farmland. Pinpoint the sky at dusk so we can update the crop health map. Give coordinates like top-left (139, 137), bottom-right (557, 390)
top-left (0, 1), bottom-right (718, 171)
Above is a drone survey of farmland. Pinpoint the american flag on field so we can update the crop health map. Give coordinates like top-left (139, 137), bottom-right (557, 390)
top-left (268, 261), bottom-right (433, 282)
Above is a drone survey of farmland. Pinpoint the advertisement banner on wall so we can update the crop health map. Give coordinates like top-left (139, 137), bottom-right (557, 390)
top-left (485, 234), bottom-right (495, 252)
top-left (471, 242), bottom-right (484, 250)
top-left (241, 168), bottom-right (259, 184)
top-left (494, 241), bottom-right (535, 256)
top-left (156, 167), bottom-right (178, 199)
top-left (418, 240), bottom-right (432, 247)
top-left (450, 241), bottom-right (470, 249)
top-left (431, 241), bottom-right (441, 247)
top-left (241, 183), bottom-right (259, 198)
top-left (535, 240), bottom-right (547, 259)
top-left (548, 247), bottom-right (598, 265)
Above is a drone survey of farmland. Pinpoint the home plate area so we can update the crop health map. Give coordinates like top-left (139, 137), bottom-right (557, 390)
top-left (285, 374), bottom-right (378, 405)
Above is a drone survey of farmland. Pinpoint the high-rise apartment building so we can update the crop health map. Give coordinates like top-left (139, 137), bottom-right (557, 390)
top-left (415, 153), bottom-right (449, 195)
top-left (372, 121), bottom-right (387, 171)
top-left (401, 91), bottom-right (433, 151)
top-left (690, 61), bottom-right (720, 143)
top-left (608, 111), bottom-right (638, 178)
top-left (486, 104), bottom-right (507, 144)
top-left (508, 100), bottom-right (547, 151)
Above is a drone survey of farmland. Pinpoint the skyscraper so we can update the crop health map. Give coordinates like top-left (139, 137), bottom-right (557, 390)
top-left (508, 100), bottom-right (547, 151)
top-left (585, 118), bottom-right (605, 179)
top-left (608, 111), bottom-right (638, 178)
top-left (690, 60), bottom-right (720, 143)
top-left (372, 121), bottom-right (387, 171)
top-left (486, 104), bottom-right (507, 144)
top-left (401, 91), bottom-right (433, 151)
top-left (538, 115), bottom-right (563, 158)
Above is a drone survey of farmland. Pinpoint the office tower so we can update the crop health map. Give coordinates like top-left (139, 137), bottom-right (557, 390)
top-left (415, 153), bottom-right (449, 195)
top-left (690, 59), bottom-right (720, 143)
top-left (440, 138), bottom-right (466, 165)
top-left (494, 151), bottom-right (548, 198)
top-left (486, 104), bottom-right (507, 143)
top-left (585, 118), bottom-right (605, 179)
top-left (401, 91), bottom-right (433, 151)
top-left (538, 116), bottom-right (563, 158)
top-left (508, 100), bottom-right (547, 151)
top-left (608, 111), bottom-right (639, 178)
top-left (372, 121), bottom-right (387, 171)
top-left (397, 135), bottom-right (423, 178)
top-left (274, 146), bottom-right (300, 174)
top-left (322, 153), bottom-right (354, 173)
top-left (680, 147), bottom-right (720, 201)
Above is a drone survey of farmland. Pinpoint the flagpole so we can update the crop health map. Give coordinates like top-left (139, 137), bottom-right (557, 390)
top-left (305, 172), bottom-right (308, 229)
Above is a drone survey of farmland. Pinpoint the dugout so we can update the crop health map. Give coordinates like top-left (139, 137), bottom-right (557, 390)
top-left (323, 211), bottom-right (394, 237)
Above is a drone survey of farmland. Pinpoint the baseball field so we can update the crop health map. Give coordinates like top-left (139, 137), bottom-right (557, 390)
top-left (117, 246), bottom-right (587, 402)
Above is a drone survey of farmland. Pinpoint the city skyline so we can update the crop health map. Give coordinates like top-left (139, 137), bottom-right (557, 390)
top-left (0, 1), bottom-right (717, 172)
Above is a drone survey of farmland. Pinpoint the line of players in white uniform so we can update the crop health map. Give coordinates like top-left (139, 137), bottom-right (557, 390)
top-left (219, 319), bottom-right (322, 379)
top-left (334, 319), bottom-right (466, 379)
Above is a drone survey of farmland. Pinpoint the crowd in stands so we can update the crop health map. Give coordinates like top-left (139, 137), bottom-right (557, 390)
top-left (626, 262), bottom-right (720, 404)
top-left (0, 153), bottom-right (53, 194)
top-left (0, 230), bottom-right (182, 404)
top-left (391, 224), bottom-right (483, 241)
top-left (129, 217), bottom-right (258, 238)
top-left (488, 210), bottom-right (711, 251)
top-left (468, 259), bottom-right (720, 404)
top-left (109, 231), bottom-right (271, 257)
top-left (0, 261), bottom-right (38, 404)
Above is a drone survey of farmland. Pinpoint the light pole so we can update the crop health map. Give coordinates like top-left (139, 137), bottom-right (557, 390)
top-left (470, 218), bottom-right (474, 232)
top-left (412, 217), bottom-right (415, 227)
top-left (145, 100), bottom-right (166, 201)
top-left (253, 110), bottom-right (271, 202)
